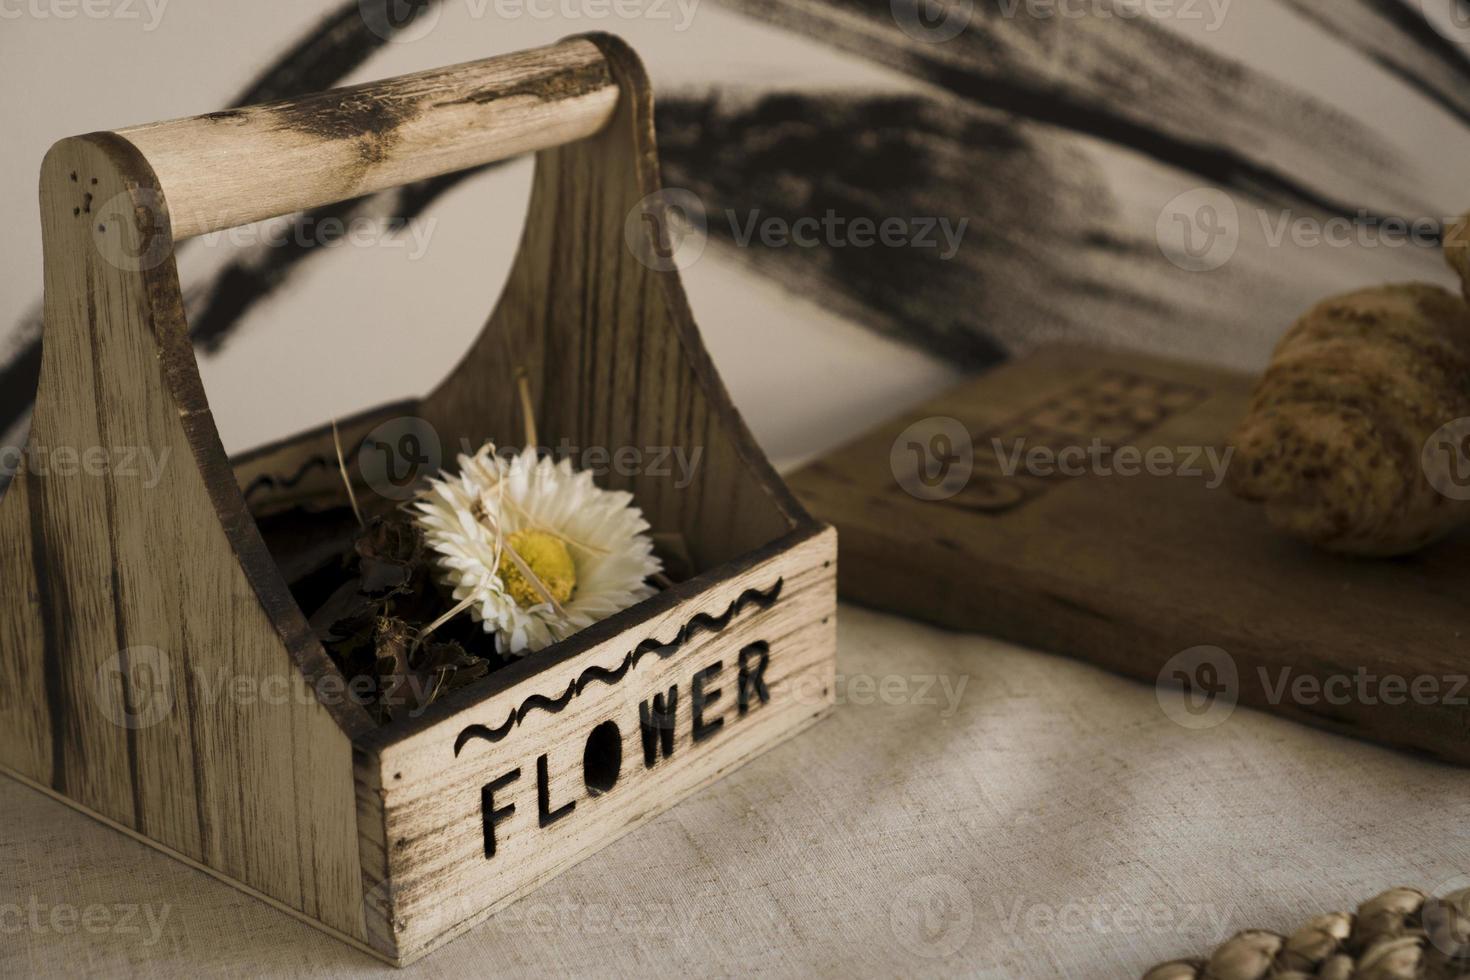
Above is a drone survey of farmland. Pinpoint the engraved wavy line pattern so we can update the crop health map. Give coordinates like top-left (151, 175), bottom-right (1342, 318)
top-left (452, 578), bottom-right (784, 757)
top-left (241, 442), bottom-right (363, 501)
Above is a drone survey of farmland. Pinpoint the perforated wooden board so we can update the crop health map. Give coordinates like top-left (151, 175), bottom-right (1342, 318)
top-left (789, 345), bottom-right (1470, 764)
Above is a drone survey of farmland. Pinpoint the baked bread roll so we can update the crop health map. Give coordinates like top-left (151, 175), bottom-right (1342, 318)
top-left (1228, 282), bottom-right (1470, 555)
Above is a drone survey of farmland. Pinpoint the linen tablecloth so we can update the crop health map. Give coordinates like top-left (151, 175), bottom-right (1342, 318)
top-left (6, 605), bottom-right (1469, 978)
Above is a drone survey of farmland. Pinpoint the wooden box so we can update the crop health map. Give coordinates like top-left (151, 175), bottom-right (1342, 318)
top-left (0, 35), bottom-right (837, 965)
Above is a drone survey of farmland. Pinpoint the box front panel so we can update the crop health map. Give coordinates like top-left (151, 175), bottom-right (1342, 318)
top-left (365, 526), bottom-right (837, 962)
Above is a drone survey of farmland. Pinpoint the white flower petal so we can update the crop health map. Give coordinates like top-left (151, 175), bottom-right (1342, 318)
top-left (413, 443), bottom-right (664, 655)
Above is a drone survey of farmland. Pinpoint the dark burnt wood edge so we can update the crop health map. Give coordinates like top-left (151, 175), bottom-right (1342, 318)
top-left (351, 518), bottom-right (831, 755)
top-left (78, 131), bottom-right (378, 741)
top-left (351, 742), bottom-right (400, 959)
top-left (214, 41), bottom-right (615, 124)
top-left (581, 31), bottom-right (815, 532)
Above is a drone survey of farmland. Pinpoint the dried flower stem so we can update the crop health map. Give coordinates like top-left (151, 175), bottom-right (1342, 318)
top-left (412, 589), bottom-right (483, 654)
top-left (516, 369), bottom-right (538, 449)
top-left (332, 420), bottom-right (364, 528)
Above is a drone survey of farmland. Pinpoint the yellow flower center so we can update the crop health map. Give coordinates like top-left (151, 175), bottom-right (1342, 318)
top-left (497, 529), bottom-right (576, 609)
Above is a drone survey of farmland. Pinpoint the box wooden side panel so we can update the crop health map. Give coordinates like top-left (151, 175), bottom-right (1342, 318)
top-left (0, 473), bottom-right (51, 782)
top-left (0, 135), bottom-right (369, 943)
top-left (361, 526), bottom-right (837, 964)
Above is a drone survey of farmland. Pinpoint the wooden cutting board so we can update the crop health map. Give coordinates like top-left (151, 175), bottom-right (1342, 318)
top-left (789, 346), bottom-right (1470, 764)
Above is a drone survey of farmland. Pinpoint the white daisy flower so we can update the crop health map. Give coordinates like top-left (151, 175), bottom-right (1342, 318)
top-left (411, 444), bottom-right (662, 655)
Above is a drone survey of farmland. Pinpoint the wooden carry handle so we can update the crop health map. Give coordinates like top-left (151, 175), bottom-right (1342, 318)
top-left (113, 36), bottom-right (619, 241)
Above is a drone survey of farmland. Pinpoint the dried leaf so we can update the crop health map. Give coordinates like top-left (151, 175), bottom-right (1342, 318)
top-left (303, 511), bottom-right (502, 724)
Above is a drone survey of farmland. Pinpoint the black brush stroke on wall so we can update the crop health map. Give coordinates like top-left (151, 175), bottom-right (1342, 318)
top-left (3, 0), bottom-right (1464, 446)
top-left (0, 0), bottom-right (446, 449)
top-left (1273, 0), bottom-right (1470, 127)
top-left (653, 92), bottom-right (1238, 366)
top-left (657, 94), bottom-right (1019, 367)
top-left (711, 0), bottom-right (1447, 222)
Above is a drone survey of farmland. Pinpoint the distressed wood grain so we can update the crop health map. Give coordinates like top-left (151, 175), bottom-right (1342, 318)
top-left (789, 345), bottom-right (1470, 765)
top-left (0, 132), bottom-right (370, 943)
top-left (117, 39), bottom-right (618, 241)
top-left (0, 35), bottom-right (838, 967)
top-left (361, 527), bottom-right (836, 962)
